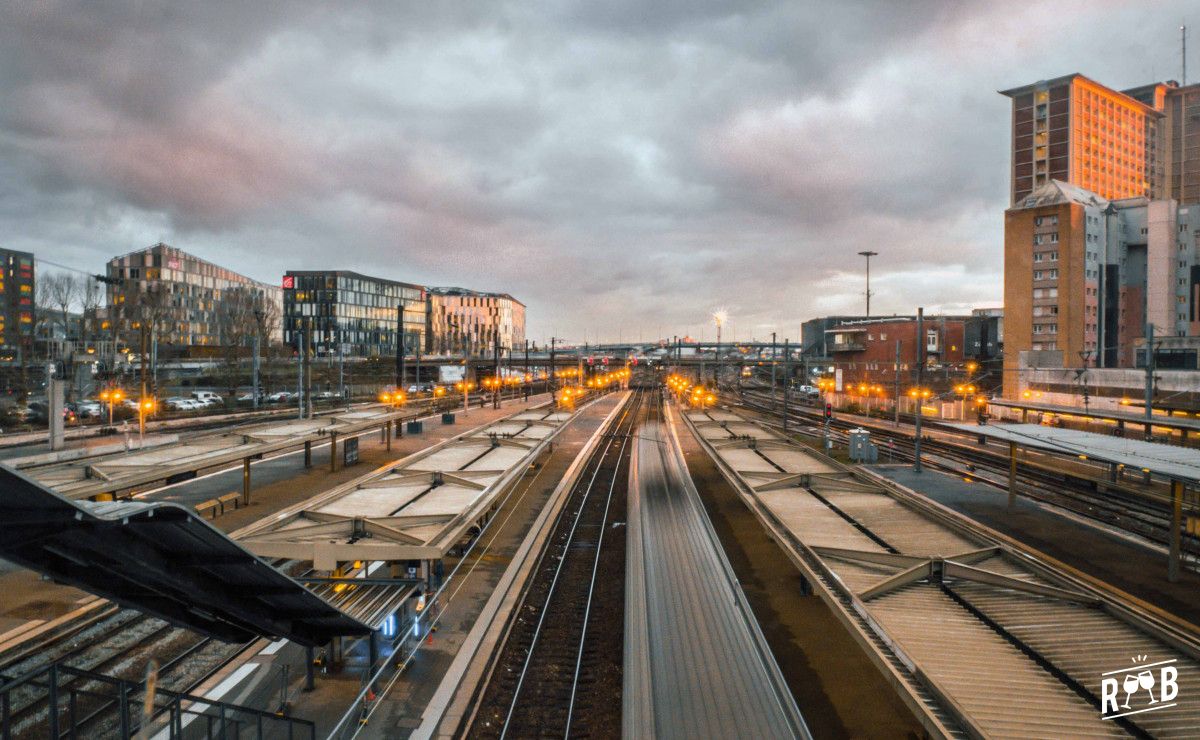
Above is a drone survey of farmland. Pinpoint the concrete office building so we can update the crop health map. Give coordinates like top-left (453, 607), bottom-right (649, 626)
top-left (104, 244), bottom-right (282, 352)
top-left (1003, 180), bottom-right (1200, 394)
top-left (281, 271), bottom-right (426, 358)
top-left (426, 288), bottom-right (525, 357)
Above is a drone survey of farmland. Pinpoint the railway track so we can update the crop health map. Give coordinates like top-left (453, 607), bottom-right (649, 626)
top-left (737, 390), bottom-right (1200, 568)
top-left (465, 387), bottom-right (648, 738)
top-left (0, 609), bottom-right (249, 739)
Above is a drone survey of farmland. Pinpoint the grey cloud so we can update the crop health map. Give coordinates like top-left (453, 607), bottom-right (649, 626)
top-left (0, 1), bottom-right (1193, 342)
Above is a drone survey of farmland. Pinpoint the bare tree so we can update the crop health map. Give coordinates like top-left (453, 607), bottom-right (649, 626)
top-left (33, 272), bottom-right (81, 362)
top-left (79, 277), bottom-right (102, 349)
top-left (215, 287), bottom-right (265, 399)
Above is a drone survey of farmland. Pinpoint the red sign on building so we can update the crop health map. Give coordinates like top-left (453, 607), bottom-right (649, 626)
top-left (282, 276), bottom-right (294, 289)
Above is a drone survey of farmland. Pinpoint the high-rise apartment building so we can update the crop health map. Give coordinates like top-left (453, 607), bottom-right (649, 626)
top-left (281, 271), bottom-right (426, 358)
top-left (0, 249), bottom-right (35, 364)
top-left (1002, 75), bottom-right (1200, 208)
top-left (1001, 74), bottom-right (1163, 205)
top-left (1003, 180), bottom-right (1200, 393)
top-left (104, 244), bottom-right (282, 352)
top-left (425, 288), bottom-right (525, 357)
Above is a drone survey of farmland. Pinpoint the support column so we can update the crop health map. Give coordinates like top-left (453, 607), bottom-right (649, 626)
top-left (368, 631), bottom-right (379, 671)
top-left (305, 646), bottom-right (315, 691)
top-left (242, 458), bottom-right (251, 506)
top-left (1108, 462), bottom-right (1118, 483)
top-left (304, 441), bottom-right (312, 468)
top-left (385, 421), bottom-right (392, 451)
top-left (330, 431), bottom-right (339, 472)
top-left (1169, 479), bottom-right (1183, 583)
top-left (1021, 408), bottom-right (1028, 424)
top-left (1007, 441), bottom-right (1017, 511)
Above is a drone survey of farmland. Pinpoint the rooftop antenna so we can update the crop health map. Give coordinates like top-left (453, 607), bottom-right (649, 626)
top-left (1184, 23), bottom-right (1188, 85)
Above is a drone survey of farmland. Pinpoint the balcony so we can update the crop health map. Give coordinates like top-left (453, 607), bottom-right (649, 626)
top-left (829, 341), bottom-right (866, 353)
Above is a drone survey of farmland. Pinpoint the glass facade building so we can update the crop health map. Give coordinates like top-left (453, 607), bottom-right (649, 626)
top-left (282, 271), bottom-right (427, 358)
top-left (104, 244), bottom-right (283, 349)
top-left (426, 287), bottom-right (526, 357)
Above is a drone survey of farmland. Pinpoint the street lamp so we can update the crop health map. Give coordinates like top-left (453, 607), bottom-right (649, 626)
top-left (98, 388), bottom-right (123, 425)
top-left (138, 397), bottom-right (155, 442)
top-left (857, 251), bottom-right (878, 317)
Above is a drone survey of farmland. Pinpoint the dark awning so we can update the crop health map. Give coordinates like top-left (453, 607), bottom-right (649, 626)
top-left (0, 465), bottom-right (372, 647)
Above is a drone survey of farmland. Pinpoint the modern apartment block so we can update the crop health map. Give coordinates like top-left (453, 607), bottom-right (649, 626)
top-left (0, 248), bottom-right (35, 364)
top-left (1001, 74), bottom-right (1200, 207)
top-left (425, 287), bottom-right (526, 357)
top-left (1003, 180), bottom-right (1200, 392)
top-left (281, 271), bottom-right (426, 358)
top-left (104, 244), bottom-right (282, 352)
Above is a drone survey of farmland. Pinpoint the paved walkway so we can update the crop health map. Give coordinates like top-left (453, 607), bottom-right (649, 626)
top-left (871, 465), bottom-right (1200, 627)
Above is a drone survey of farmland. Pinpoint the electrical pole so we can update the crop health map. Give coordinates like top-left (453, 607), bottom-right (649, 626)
top-left (524, 339), bottom-right (530, 400)
top-left (858, 250), bottom-right (878, 317)
top-left (338, 328), bottom-right (345, 408)
top-left (782, 338), bottom-right (790, 432)
top-left (396, 303), bottom-right (405, 392)
top-left (893, 339), bottom-right (901, 428)
top-left (296, 318), bottom-right (304, 419)
top-left (1145, 322), bottom-right (1155, 441)
top-left (252, 313), bottom-right (262, 410)
top-left (913, 308), bottom-right (924, 473)
top-left (549, 337), bottom-right (557, 403)
top-left (304, 317), bottom-right (314, 419)
top-left (493, 332), bottom-right (500, 410)
top-left (770, 331), bottom-right (778, 408)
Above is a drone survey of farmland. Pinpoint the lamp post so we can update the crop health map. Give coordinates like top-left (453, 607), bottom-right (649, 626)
top-left (99, 387), bottom-right (123, 426)
top-left (138, 397), bottom-right (155, 443)
top-left (858, 250), bottom-right (878, 317)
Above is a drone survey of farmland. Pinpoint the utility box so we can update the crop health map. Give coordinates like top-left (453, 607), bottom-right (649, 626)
top-left (441, 412), bottom-right (456, 425)
top-left (848, 428), bottom-right (878, 463)
top-left (407, 420), bottom-right (425, 434)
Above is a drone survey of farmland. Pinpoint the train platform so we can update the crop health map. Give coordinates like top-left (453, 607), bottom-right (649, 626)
top-left (869, 465), bottom-right (1200, 628)
top-left (260, 394), bottom-right (625, 738)
top-left (0, 396), bottom-right (551, 646)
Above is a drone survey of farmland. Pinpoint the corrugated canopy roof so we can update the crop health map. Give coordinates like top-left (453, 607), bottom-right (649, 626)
top-left (0, 465), bottom-right (372, 647)
top-left (948, 423), bottom-right (1200, 484)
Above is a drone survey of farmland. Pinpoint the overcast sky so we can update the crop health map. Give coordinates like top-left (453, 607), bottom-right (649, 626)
top-left (1, 2), bottom-right (1194, 344)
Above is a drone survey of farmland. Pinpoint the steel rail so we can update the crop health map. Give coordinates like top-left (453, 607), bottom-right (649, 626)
top-left (498, 390), bottom-right (640, 739)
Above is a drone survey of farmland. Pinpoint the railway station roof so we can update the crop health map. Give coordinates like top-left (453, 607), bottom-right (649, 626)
top-left (238, 407), bottom-right (572, 568)
top-left (988, 398), bottom-right (1200, 432)
top-left (10, 405), bottom-right (417, 499)
top-left (949, 423), bottom-right (1200, 484)
top-left (0, 465), bottom-right (372, 647)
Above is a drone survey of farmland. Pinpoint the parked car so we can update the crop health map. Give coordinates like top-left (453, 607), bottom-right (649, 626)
top-left (268, 391), bottom-right (293, 403)
top-left (76, 400), bottom-right (103, 418)
top-left (191, 391), bottom-right (221, 406)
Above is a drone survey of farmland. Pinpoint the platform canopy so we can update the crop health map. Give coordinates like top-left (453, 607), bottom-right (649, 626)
top-left (0, 465), bottom-right (372, 646)
top-left (948, 423), bottom-right (1200, 485)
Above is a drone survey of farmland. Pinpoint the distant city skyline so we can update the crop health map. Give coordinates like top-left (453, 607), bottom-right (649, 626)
top-left (2, 2), bottom-right (1196, 343)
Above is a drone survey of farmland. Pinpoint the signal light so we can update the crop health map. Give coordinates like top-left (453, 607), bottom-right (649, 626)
top-left (824, 402), bottom-right (833, 420)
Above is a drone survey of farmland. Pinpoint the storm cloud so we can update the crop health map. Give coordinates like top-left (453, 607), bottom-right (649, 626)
top-left (0, 1), bottom-right (1192, 343)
